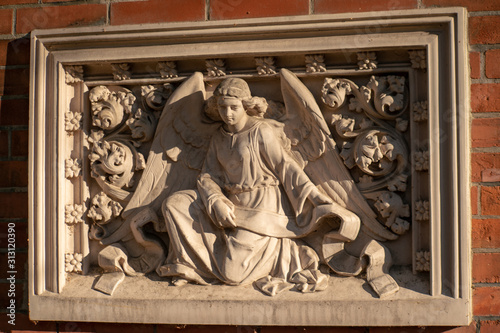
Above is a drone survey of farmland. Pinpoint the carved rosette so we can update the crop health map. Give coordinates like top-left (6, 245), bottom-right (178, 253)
top-left (64, 65), bottom-right (84, 84)
top-left (65, 204), bottom-right (84, 225)
top-left (65, 111), bottom-right (82, 133)
top-left (206, 59), bottom-right (226, 77)
top-left (415, 200), bottom-right (430, 221)
top-left (111, 63), bottom-right (131, 80)
top-left (415, 251), bottom-right (431, 271)
top-left (305, 54), bottom-right (326, 73)
top-left (409, 50), bottom-right (427, 69)
top-left (412, 101), bottom-right (429, 122)
top-left (65, 158), bottom-right (82, 178)
top-left (158, 61), bottom-right (178, 78)
top-left (255, 57), bottom-right (276, 75)
top-left (414, 150), bottom-right (430, 171)
top-left (357, 52), bottom-right (378, 70)
top-left (65, 253), bottom-right (83, 273)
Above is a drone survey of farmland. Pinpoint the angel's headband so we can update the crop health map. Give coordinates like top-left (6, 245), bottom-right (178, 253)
top-left (214, 78), bottom-right (251, 100)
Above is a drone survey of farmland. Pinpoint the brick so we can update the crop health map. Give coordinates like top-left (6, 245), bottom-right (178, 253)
top-left (0, 0), bottom-right (37, 4)
top-left (0, 220), bottom-right (28, 249)
top-left (0, 252), bottom-right (27, 279)
top-left (16, 4), bottom-right (107, 34)
top-left (471, 153), bottom-right (500, 183)
top-left (0, 281), bottom-right (23, 309)
top-left (93, 323), bottom-right (155, 333)
top-left (471, 118), bottom-right (500, 148)
top-left (5, 313), bottom-right (57, 333)
top-left (262, 327), bottom-right (365, 333)
top-left (0, 161), bottom-right (28, 187)
top-left (0, 39), bottom-right (30, 67)
top-left (473, 286), bottom-right (500, 316)
top-left (0, 9), bottom-right (13, 35)
top-left (158, 325), bottom-right (243, 333)
top-left (111, 0), bottom-right (205, 25)
top-left (0, 192), bottom-right (28, 218)
top-left (481, 186), bottom-right (500, 216)
top-left (211, 0), bottom-right (308, 20)
top-left (473, 253), bottom-right (500, 283)
top-left (481, 320), bottom-right (500, 333)
top-left (469, 52), bottom-right (480, 79)
top-left (371, 325), bottom-right (475, 332)
top-left (471, 186), bottom-right (478, 215)
top-left (315, 0), bottom-right (417, 14)
top-left (422, 0), bottom-right (500, 11)
top-left (471, 84), bottom-right (500, 113)
top-left (0, 131), bottom-right (8, 157)
top-left (486, 49), bottom-right (500, 79)
top-left (59, 322), bottom-right (98, 333)
top-left (470, 16), bottom-right (500, 45)
top-left (11, 130), bottom-right (28, 157)
top-left (472, 219), bottom-right (500, 248)
top-left (0, 68), bottom-right (30, 96)
top-left (0, 99), bottom-right (29, 126)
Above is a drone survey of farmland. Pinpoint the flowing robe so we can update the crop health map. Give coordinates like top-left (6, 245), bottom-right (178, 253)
top-left (158, 119), bottom-right (332, 294)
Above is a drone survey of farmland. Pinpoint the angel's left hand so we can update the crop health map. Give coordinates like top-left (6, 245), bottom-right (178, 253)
top-left (308, 187), bottom-right (333, 206)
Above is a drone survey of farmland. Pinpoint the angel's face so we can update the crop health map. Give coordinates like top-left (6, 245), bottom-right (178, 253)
top-left (217, 96), bottom-right (246, 127)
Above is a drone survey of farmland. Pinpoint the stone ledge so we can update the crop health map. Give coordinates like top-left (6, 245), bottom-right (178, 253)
top-left (30, 267), bottom-right (469, 326)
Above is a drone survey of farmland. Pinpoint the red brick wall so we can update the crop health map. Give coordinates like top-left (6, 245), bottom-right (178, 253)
top-left (0, 0), bottom-right (498, 332)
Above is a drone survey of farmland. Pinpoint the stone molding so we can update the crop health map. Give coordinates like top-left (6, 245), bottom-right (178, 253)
top-left (29, 8), bottom-right (470, 326)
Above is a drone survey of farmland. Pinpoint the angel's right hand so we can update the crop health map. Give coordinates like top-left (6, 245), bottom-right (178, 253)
top-left (213, 200), bottom-right (237, 229)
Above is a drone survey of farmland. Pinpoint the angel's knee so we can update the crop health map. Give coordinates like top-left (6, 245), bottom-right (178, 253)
top-left (162, 190), bottom-right (200, 221)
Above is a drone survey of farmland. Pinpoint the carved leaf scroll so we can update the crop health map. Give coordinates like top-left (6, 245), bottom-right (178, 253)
top-left (321, 75), bottom-right (411, 237)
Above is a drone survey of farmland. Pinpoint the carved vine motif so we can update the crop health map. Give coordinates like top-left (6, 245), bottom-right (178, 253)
top-left (321, 75), bottom-right (410, 236)
top-left (88, 192), bottom-right (123, 225)
top-left (81, 69), bottom-right (422, 297)
top-left (87, 84), bottom-right (169, 203)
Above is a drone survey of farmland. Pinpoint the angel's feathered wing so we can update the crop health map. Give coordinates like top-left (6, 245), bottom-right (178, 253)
top-left (280, 69), bottom-right (397, 241)
top-left (122, 72), bottom-right (220, 219)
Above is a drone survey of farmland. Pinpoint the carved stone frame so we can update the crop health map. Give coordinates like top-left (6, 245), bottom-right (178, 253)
top-left (29, 8), bottom-right (471, 326)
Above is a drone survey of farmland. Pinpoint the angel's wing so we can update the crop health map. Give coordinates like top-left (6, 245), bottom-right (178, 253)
top-left (280, 69), bottom-right (397, 241)
top-left (122, 72), bottom-right (220, 219)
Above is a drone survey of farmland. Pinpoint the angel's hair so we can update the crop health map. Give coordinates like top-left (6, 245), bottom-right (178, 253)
top-left (204, 78), bottom-right (268, 121)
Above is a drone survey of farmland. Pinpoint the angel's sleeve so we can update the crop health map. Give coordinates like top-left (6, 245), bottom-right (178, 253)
top-left (197, 137), bottom-right (232, 217)
top-left (258, 122), bottom-right (316, 215)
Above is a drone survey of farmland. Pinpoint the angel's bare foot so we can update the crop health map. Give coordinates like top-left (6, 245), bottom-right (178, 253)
top-left (172, 277), bottom-right (188, 286)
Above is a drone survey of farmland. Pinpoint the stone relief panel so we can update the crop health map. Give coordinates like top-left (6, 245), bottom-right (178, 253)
top-left (60, 49), bottom-right (436, 300)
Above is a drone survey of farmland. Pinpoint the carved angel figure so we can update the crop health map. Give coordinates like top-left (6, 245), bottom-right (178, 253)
top-left (120, 69), bottom-right (399, 297)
